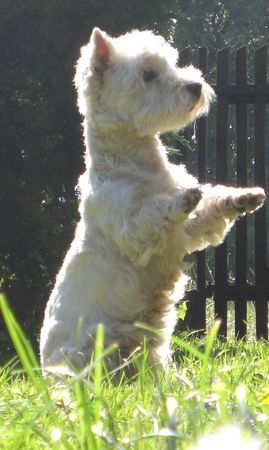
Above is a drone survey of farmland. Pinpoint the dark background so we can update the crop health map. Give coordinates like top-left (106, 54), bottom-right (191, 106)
top-left (0, 0), bottom-right (268, 355)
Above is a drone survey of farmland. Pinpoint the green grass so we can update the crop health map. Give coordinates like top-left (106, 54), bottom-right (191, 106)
top-left (0, 294), bottom-right (268, 449)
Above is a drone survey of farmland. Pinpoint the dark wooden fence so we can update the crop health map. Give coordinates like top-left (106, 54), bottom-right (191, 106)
top-left (183, 46), bottom-right (269, 339)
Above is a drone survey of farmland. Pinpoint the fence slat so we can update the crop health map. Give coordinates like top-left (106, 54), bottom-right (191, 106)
top-left (235, 46), bottom-right (248, 338)
top-left (214, 48), bottom-right (229, 336)
top-left (254, 46), bottom-right (268, 340)
top-left (197, 47), bottom-right (208, 185)
top-left (177, 48), bottom-right (192, 164)
top-left (192, 47), bottom-right (208, 332)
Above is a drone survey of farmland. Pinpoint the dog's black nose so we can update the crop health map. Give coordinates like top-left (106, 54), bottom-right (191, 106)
top-left (186, 82), bottom-right (202, 98)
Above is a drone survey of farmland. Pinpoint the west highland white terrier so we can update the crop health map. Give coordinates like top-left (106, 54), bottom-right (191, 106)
top-left (40, 28), bottom-right (265, 375)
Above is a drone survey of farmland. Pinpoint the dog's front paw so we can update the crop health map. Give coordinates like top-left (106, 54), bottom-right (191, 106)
top-left (183, 188), bottom-right (203, 214)
top-left (168, 188), bottom-right (202, 221)
top-left (233, 188), bottom-right (266, 214)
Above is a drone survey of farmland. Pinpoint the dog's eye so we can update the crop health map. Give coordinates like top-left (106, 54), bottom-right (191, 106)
top-left (143, 69), bottom-right (158, 82)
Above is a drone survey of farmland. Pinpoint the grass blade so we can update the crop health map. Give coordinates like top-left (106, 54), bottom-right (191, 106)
top-left (0, 294), bottom-right (39, 384)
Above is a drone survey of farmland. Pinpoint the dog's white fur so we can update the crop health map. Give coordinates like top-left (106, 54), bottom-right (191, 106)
top-left (40, 28), bottom-right (265, 375)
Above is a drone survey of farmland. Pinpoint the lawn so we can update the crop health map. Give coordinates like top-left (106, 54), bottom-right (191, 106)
top-left (0, 294), bottom-right (268, 449)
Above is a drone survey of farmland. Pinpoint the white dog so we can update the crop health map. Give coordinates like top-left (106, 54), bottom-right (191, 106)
top-left (40, 28), bottom-right (265, 375)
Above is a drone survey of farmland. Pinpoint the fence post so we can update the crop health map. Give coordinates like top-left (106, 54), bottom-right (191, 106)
top-left (214, 48), bottom-right (229, 336)
top-left (235, 46), bottom-right (248, 338)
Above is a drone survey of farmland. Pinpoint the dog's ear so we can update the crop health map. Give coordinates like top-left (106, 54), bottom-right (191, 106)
top-left (90, 27), bottom-right (113, 70)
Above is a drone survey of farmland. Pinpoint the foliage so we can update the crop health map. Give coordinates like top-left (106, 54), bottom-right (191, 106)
top-left (172, 0), bottom-right (269, 52)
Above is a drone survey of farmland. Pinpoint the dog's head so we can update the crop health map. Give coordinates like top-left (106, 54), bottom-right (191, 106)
top-left (74, 28), bottom-right (215, 136)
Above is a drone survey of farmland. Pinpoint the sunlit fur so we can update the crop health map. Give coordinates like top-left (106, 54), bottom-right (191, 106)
top-left (40, 28), bottom-right (265, 375)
